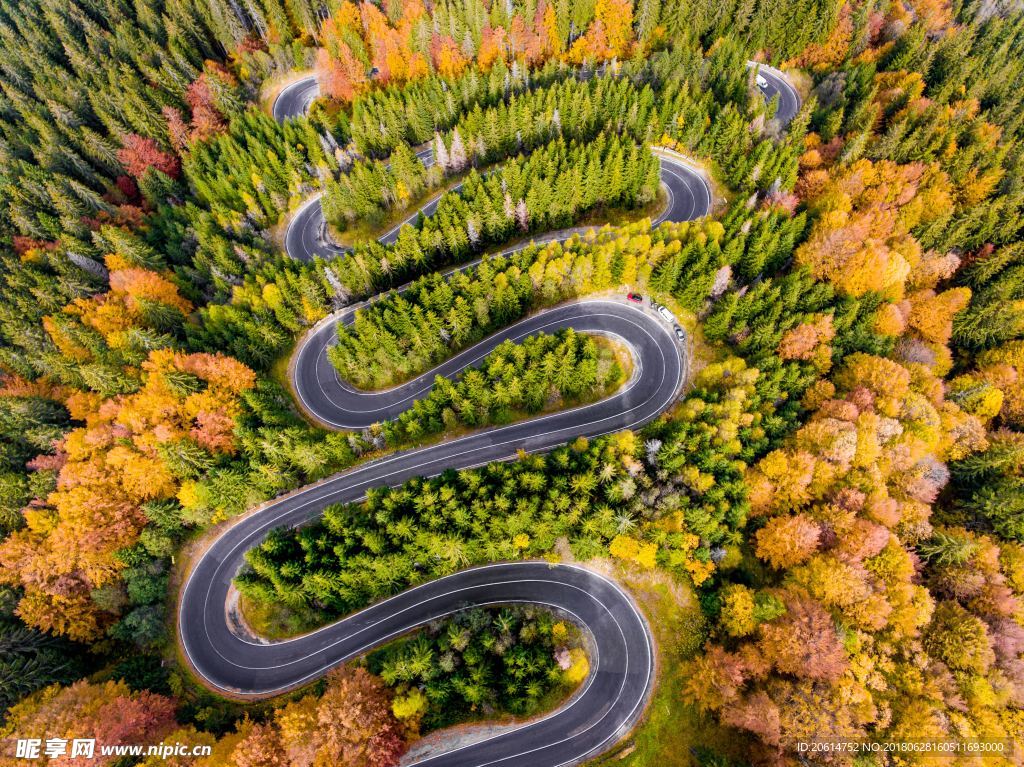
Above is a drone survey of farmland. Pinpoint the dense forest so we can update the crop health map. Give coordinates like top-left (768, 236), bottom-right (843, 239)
top-left (368, 606), bottom-right (587, 730)
top-left (0, 0), bottom-right (1022, 764)
top-left (379, 328), bottom-right (629, 444)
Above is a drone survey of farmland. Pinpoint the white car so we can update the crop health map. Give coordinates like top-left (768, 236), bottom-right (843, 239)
top-left (756, 73), bottom-right (768, 89)
top-left (657, 305), bottom-right (674, 323)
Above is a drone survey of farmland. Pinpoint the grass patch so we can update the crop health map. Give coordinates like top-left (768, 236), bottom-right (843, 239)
top-left (588, 565), bottom-right (741, 767)
top-left (593, 334), bottom-right (633, 389)
top-left (270, 338), bottom-right (296, 392)
top-left (239, 592), bottom-right (329, 641)
top-left (645, 288), bottom-right (729, 386)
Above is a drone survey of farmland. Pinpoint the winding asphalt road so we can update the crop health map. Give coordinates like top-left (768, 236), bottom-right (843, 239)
top-left (183, 560), bottom-right (653, 766)
top-left (295, 298), bottom-right (681, 429)
top-left (273, 76), bottom-right (320, 122)
top-left (749, 62), bottom-right (802, 125)
top-left (180, 299), bottom-right (676, 764)
top-left (278, 74), bottom-right (713, 263)
top-left (285, 147), bottom-right (710, 261)
top-left (178, 63), bottom-right (801, 766)
top-left (280, 62), bottom-right (799, 262)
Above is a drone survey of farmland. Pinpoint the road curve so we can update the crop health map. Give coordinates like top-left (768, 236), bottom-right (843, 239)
top-left (285, 150), bottom-right (709, 262)
top-left (284, 144), bottom-right (438, 262)
top-left (275, 74), bottom-right (713, 262)
top-left (273, 76), bottom-right (320, 122)
top-left (181, 69), bottom-right (714, 765)
top-left (295, 298), bottom-right (682, 429)
top-left (180, 299), bottom-right (676, 764)
top-left (179, 62), bottom-right (804, 765)
top-left (182, 561), bottom-right (653, 766)
top-left (748, 61), bottom-right (802, 126)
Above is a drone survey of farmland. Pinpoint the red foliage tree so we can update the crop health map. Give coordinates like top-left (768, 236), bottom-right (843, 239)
top-left (3, 680), bottom-right (177, 766)
top-left (185, 77), bottom-right (227, 143)
top-left (117, 135), bottom-right (180, 180)
top-left (681, 644), bottom-right (749, 712)
top-left (720, 691), bottom-right (782, 748)
top-left (316, 43), bottom-right (368, 104)
top-left (316, 666), bottom-right (407, 767)
top-left (222, 666), bottom-right (407, 767)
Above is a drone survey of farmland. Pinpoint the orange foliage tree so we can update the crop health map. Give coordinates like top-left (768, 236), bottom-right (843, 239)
top-left (430, 34), bottom-right (469, 78)
top-left (567, 0), bottom-right (634, 63)
top-left (684, 349), bottom-right (999, 760)
top-left (316, 43), bottom-right (369, 103)
top-left (1, 680), bottom-right (177, 766)
top-left (906, 0), bottom-right (952, 33)
top-left (63, 262), bottom-right (193, 353)
top-left (117, 135), bottom-right (180, 181)
top-left (316, 0), bottom-right (431, 99)
top-left (141, 667), bottom-right (408, 767)
top-left (795, 158), bottom-right (953, 297)
top-left (0, 350), bottom-right (256, 640)
top-left (362, 1), bottom-right (428, 84)
top-left (787, 3), bottom-right (853, 71)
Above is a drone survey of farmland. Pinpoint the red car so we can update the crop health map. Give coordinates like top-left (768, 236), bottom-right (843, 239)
top-left (627, 293), bottom-right (643, 304)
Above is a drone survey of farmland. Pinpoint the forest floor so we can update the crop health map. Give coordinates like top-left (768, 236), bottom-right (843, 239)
top-left (575, 186), bottom-right (669, 230)
top-left (237, 589), bottom-right (327, 641)
top-left (647, 286), bottom-right (729, 388)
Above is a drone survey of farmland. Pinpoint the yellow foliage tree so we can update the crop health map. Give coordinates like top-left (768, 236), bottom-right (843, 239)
top-left (0, 350), bottom-right (256, 640)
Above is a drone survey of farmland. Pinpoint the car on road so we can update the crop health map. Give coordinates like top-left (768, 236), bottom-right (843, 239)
top-left (756, 73), bottom-right (768, 88)
top-left (627, 293), bottom-right (643, 304)
top-left (657, 305), bottom-right (675, 323)
top-left (674, 326), bottom-right (686, 342)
